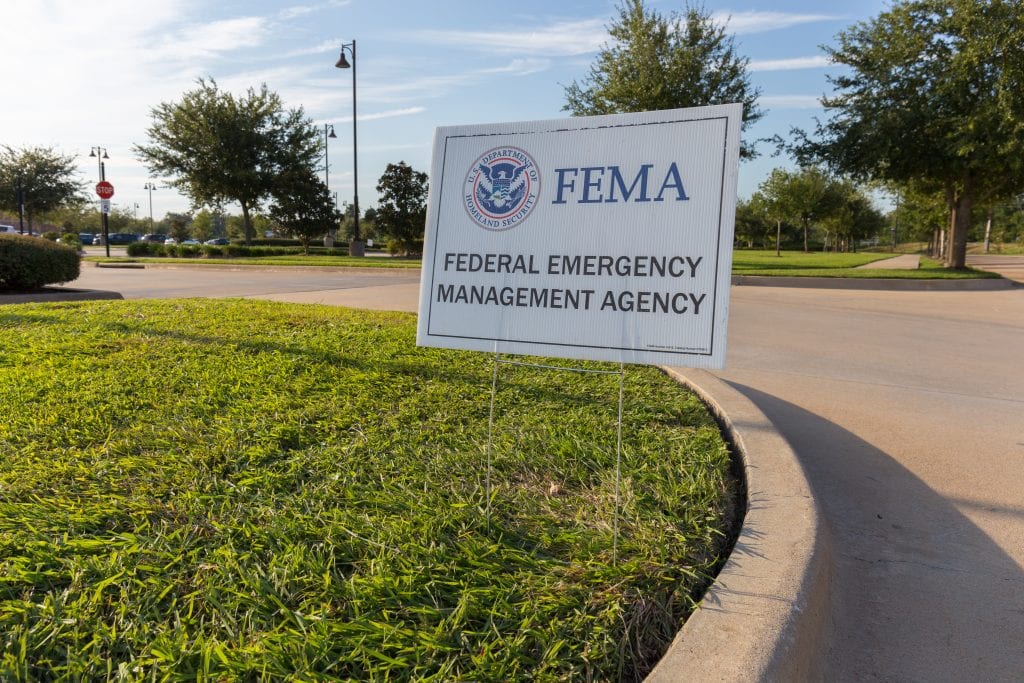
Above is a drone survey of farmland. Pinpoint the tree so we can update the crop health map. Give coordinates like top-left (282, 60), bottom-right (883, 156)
top-left (799, 0), bottom-right (1024, 268)
top-left (824, 180), bottom-right (887, 252)
top-left (375, 162), bottom-right (428, 255)
top-left (752, 168), bottom-right (815, 255)
top-left (884, 181), bottom-right (949, 255)
top-left (160, 212), bottom-right (193, 242)
top-left (135, 78), bottom-right (322, 244)
top-left (564, 0), bottom-right (763, 158)
top-left (269, 168), bottom-right (341, 255)
top-left (191, 209), bottom-right (215, 242)
top-left (734, 197), bottom-right (774, 249)
top-left (0, 146), bottom-right (82, 235)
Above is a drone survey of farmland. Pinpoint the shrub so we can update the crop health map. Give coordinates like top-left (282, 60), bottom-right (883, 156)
top-left (0, 233), bottom-right (80, 290)
top-left (202, 245), bottom-right (224, 258)
top-left (175, 244), bottom-right (201, 258)
top-left (127, 242), bottom-right (153, 256)
top-left (59, 233), bottom-right (82, 249)
top-left (238, 238), bottom-right (303, 247)
top-left (42, 231), bottom-right (60, 241)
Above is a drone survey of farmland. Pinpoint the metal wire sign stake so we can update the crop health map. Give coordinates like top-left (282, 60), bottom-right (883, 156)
top-left (484, 352), bottom-right (627, 562)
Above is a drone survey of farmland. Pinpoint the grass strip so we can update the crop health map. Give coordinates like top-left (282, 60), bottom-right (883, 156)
top-left (85, 255), bottom-right (420, 269)
top-left (733, 251), bottom-right (997, 278)
top-left (0, 299), bottom-right (737, 681)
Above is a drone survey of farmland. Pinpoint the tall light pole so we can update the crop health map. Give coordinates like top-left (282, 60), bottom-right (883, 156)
top-left (324, 123), bottom-right (336, 188)
top-left (89, 146), bottom-right (110, 257)
top-left (335, 40), bottom-right (364, 256)
top-left (144, 182), bottom-right (158, 232)
top-left (323, 124), bottom-right (338, 246)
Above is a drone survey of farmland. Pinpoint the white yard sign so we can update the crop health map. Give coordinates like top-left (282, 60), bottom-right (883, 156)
top-left (417, 104), bottom-right (741, 368)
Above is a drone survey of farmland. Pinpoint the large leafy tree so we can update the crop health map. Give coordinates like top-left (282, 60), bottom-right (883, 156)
top-left (0, 146), bottom-right (82, 235)
top-left (564, 0), bottom-right (763, 158)
top-left (375, 162), bottom-right (428, 255)
top-left (799, 0), bottom-right (1024, 268)
top-left (269, 168), bottom-right (342, 255)
top-left (135, 79), bottom-right (321, 244)
top-left (823, 179), bottom-right (887, 252)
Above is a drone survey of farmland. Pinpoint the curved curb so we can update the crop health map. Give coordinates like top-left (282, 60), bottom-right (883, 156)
top-left (646, 369), bottom-right (832, 682)
top-left (733, 274), bottom-right (1015, 291)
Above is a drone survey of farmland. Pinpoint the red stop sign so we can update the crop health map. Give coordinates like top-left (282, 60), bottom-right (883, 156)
top-left (95, 181), bottom-right (114, 199)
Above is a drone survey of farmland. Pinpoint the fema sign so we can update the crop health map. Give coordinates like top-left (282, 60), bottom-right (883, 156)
top-left (417, 104), bottom-right (742, 368)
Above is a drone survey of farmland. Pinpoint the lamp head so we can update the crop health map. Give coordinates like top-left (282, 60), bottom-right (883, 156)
top-left (335, 49), bottom-right (351, 69)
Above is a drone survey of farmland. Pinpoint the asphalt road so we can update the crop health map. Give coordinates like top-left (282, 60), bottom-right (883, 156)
top-left (67, 260), bottom-right (1024, 680)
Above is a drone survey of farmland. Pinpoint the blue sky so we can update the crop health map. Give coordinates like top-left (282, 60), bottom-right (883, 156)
top-left (1, 0), bottom-right (889, 221)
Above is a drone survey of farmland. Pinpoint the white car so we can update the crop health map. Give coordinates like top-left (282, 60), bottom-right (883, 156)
top-left (0, 224), bottom-right (18, 234)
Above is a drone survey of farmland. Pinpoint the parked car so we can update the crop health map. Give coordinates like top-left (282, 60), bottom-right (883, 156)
top-left (0, 224), bottom-right (18, 235)
top-left (205, 238), bottom-right (230, 245)
top-left (141, 233), bottom-right (166, 243)
top-left (107, 233), bottom-right (141, 245)
top-left (163, 237), bottom-right (178, 245)
top-left (180, 239), bottom-right (201, 245)
top-left (78, 232), bottom-right (95, 245)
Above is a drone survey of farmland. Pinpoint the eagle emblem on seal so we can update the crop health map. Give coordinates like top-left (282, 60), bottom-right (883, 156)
top-left (464, 146), bottom-right (540, 231)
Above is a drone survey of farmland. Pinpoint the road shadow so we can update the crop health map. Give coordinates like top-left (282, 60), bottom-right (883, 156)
top-left (725, 382), bottom-right (1024, 681)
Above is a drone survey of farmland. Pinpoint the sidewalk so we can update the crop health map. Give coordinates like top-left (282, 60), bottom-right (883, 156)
top-left (856, 254), bottom-right (920, 269)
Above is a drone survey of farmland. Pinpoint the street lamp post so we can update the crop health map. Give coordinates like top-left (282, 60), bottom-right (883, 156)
top-left (144, 182), bottom-right (158, 233)
top-left (89, 146), bottom-right (110, 257)
top-left (324, 124), bottom-right (337, 246)
top-left (335, 40), bottom-right (364, 257)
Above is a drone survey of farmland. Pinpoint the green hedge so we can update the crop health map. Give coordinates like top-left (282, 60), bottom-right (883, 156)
top-left (125, 243), bottom-right (352, 258)
top-left (0, 234), bottom-right (81, 290)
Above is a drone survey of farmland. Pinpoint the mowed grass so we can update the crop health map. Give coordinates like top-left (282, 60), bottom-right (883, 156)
top-left (86, 255), bottom-right (420, 269)
top-left (0, 300), bottom-right (737, 681)
top-left (732, 250), bottom-right (997, 278)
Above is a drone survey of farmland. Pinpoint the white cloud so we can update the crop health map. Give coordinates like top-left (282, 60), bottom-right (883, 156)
top-left (278, 5), bottom-right (317, 20)
top-left (355, 107), bottom-right (426, 122)
top-left (279, 40), bottom-right (341, 59)
top-left (714, 11), bottom-right (845, 34)
top-left (153, 16), bottom-right (272, 63)
top-left (414, 18), bottom-right (608, 56)
top-left (356, 58), bottom-right (553, 105)
top-left (749, 56), bottom-right (831, 71)
top-left (760, 95), bottom-right (824, 109)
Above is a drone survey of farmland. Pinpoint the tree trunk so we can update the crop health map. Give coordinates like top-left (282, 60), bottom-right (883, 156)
top-left (775, 219), bottom-right (781, 256)
top-left (803, 219), bottom-right (809, 253)
top-left (983, 208), bottom-right (993, 254)
top-left (946, 177), bottom-right (972, 269)
top-left (241, 201), bottom-right (253, 246)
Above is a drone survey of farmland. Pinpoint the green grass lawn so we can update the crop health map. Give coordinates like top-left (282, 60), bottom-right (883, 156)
top-left (0, 299), bottom-right (737, 681)
top-left (88, 249), bottom-right (999, 278)
top-left (732, 250), bottom-right (997, 278)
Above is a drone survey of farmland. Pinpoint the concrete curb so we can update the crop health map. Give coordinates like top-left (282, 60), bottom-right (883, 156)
top-left (733, 274), bottom-right (1016, 291)
top-left (647, 369), bottom-right (832, 682)
top-left (0, 288), bottom-right (124, 305)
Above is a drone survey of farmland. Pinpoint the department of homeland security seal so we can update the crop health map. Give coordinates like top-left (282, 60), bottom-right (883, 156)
top-left (464, 146), bottom-right (540, 231)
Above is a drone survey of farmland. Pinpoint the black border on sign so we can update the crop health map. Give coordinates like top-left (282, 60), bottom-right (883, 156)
top-left (425, 115), bottom-right (732, 359)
